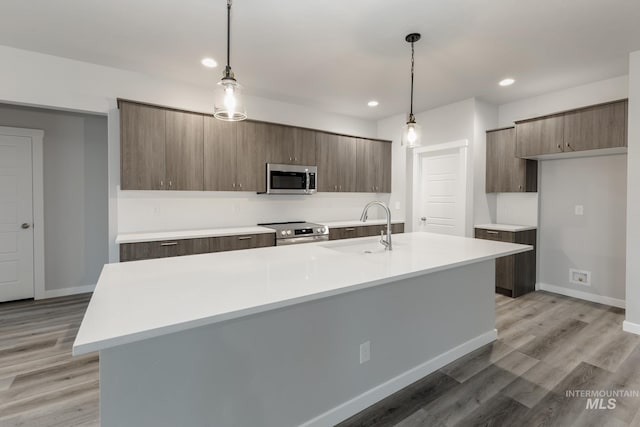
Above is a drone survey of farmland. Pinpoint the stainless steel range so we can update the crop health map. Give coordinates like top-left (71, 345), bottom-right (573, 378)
top-left (258, 221), bottom-right (329, 246)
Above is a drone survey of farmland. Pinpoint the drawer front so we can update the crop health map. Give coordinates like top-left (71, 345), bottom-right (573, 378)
top-left (329, 226), bottom-right (365, 240)
top-left (120, 238), bottom-right (210, 262)
top-left (474, 228), bottom-right (515, 243)
top-left (329, 223), bottom-right (405, 240)
top-left (210, 233), bottom-right (275, 252)
top-left (391, 223), bottom-right (405, 234)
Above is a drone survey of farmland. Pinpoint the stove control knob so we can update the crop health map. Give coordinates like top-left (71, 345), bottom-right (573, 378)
top-left (280, 230), bottom-right (287, 236)
top-left (320, 227), bottom-right (326, 233)
top-left (286, 230), bottom-right (292, 236)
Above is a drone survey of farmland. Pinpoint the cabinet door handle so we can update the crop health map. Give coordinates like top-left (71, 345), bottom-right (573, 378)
top-left (557, 144), bottom-right (563, 151)
top-left (169, 180), bottom-right (173, 188)
top-left (519, 185), bottom-right (523, 190)
top-left (160, 180), bottom-right (164, 188)
top-left (238, 183), bottom-right (243, 188)
top-left (289, 157), bottom-right (292, 162)
top-left (237, 236), bottom-right (253, 240)
top-left (232, 183), bottom-right (236, 188)
top-left (486, 231), bottom-right (499, 235)
top-left (294, 157), bottom-right (298, 161)
top-left (345, 228), bottom-right (356, 231)
top-left (567, 143), bottom-right (574, 151)
top-left (160, 241), bottom-right (178, 246)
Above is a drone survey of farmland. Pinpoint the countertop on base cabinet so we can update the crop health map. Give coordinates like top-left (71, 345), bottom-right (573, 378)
top-left (475, 226), bottom-right (536, 298)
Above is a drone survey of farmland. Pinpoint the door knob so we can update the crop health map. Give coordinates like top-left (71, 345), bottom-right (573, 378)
top-left (21, 223), bottom-right (31, 229)
top-left (420, 217), bottom-right (427, 222)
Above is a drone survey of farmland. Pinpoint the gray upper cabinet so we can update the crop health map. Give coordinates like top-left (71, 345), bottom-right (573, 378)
top-left (119, 99), bottom-right (391, 194)
top-left (356, 139), bottom-right (392, 192)
top-left (120, 102), bottom-right (167, 190)
top-left (515, 99), bottom-right (628, 158)
top-left (515, 114), bottom-right (564, 157)
top-left (486, 127), bottom-right (537, 193)
top-left (563, 100), bottom-right (627, 152)
top-left (236, 121), bottom-right (267, 192)
top-left (165, 110), bottom-right (204, 191)
top-left (204, 116), bottom-right (237, 191)
top-left (316, 133), bottom-right (357, 192)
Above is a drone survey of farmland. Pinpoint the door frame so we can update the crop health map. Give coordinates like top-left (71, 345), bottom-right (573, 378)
top-left (0, 126), bottom-right (45, 299)
top-left (411, 139), bottom-right (469, 236)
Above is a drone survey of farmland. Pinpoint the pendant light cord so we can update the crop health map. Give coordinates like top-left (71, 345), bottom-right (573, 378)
top-left (409, 41), bottom-right (415, 118)
top-left (225, 0), bottom-right (232, 78)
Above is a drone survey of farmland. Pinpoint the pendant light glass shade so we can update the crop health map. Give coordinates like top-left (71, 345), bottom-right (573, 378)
top-left (401, 118), bottom-right (422, 148)
top-left (401, 33), bottom-right (422, 148)
top-left (214, 0), bottom-right (247, 122)
top-left (214, 77), bottom-right (247, 121)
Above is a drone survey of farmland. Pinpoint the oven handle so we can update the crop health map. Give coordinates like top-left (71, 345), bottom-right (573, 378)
top-left (277, 235), bottom-right (329, 246)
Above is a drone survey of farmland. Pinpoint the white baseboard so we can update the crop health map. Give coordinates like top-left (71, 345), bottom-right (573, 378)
top-left (41, 284), bottom-right (95, 300)
top-left (538, 282), bottom-right (625, 309)
top-left (301, 329), bottom-right (498, 427)
top-left (623, 321), bottom-right (640, 336)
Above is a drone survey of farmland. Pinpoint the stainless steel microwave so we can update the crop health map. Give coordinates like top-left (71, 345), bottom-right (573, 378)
top-left (266, 164), bottom-right (317, 194)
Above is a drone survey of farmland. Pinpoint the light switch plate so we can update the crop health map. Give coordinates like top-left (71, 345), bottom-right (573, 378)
top-left (360, 341), bottom-right (371, 364)
top-left (574, 205), bottom-right (584, 216)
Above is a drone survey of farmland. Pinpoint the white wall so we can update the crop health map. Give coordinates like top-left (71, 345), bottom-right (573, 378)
top-left (0, 104), bottom-right (108, 292)
top-left (118, 192), bottom-right (390, 233)
top-left (626, 51), bottom-right (640, 328)
top-left (497, 75), bottom-right (630, 304)
top-left (377, 99), bottom-right (478, 234)
top-left (539, 155), bottom-right (627, 302)
top-left (472, 99), bottom-right (499, 226)
top-left (498, 75), bottom-right (629, 127)
top-left (0, 46), bottom-right (379, 263)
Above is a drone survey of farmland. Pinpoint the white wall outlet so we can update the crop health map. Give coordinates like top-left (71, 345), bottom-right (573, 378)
top-left (570, 269), bottom-right (591, 286)
top-left (359, 341), bottom-right (371, 364)
top-left (574, 205), bottom-right (584, 216)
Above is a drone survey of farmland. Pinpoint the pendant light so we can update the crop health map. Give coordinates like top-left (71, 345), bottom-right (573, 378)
top-left (214, 0), bottom-right (247, 121)
top-left (401, 33), bottom-right (421, 147)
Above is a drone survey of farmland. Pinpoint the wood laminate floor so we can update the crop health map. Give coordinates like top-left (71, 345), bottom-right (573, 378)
top-left (2, 291), bottom-right (640, 427)
top-left (0, 294), bottom-right (98, 427)
top-left (339, 291), bottom-right (640, 427)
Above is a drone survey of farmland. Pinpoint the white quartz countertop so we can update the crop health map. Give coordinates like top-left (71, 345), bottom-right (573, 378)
top-left (74, 232), bottom-right (531, 355)
top-left (474, 223), bottom-right (537, 232)
top-left (116, 226), bottom-right (275, 244)
top-left (116, 220), bottom-right (405, 244)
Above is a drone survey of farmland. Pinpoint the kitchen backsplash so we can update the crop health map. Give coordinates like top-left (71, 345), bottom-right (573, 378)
top-left (117, 190), bottom-right (395, 233)
top-left (496, 192), bottom-right (539, 226)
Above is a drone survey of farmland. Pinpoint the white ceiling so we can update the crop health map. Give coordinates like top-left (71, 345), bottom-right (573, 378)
top-left (1, 0), bottom-right (639, 119)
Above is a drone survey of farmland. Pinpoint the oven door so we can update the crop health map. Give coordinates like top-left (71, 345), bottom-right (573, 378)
top-left (276, 235), bottom-right (329, 246)
top-left (266, 164), bottom-right (317, 194)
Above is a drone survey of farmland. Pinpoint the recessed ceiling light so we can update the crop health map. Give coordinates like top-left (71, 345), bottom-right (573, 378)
top-left (499, 78), bottom-right (515, 87)
top-left (201, 58), bottom-right (218, 68)
top-left (368, 100), bottom-right (379, 107)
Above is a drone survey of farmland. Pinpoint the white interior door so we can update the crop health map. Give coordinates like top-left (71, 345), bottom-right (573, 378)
top-left (413, 144), bottom-right (467, 236)
top-left (0, 133), bottom-right (34, 301)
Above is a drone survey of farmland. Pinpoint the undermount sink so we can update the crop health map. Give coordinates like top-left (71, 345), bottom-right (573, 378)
top-left (321, 238), bottom-right (391, 255)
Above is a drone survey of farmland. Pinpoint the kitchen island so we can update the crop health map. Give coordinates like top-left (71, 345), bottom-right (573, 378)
top-left (74, 232), bottom-right (532, 427)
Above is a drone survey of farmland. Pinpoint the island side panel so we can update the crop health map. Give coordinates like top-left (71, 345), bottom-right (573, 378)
top-left (100, 260), bottom-right (495, 427)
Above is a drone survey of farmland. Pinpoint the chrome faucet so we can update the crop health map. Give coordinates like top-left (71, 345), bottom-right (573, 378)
top-left (360, 201), bottom-right (392, 250)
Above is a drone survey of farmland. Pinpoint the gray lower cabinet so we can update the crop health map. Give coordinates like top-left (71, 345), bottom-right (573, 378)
top-left (474, 228), bottom-right (536, 298)
top-left (210, 233), bottom-right (275, 252)
top-left (119, 238), bottom-right (210, 262)
top-left (329, 223), bottom-right (404, 241)
top-left (120, 233), bottom-right (275, 262)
